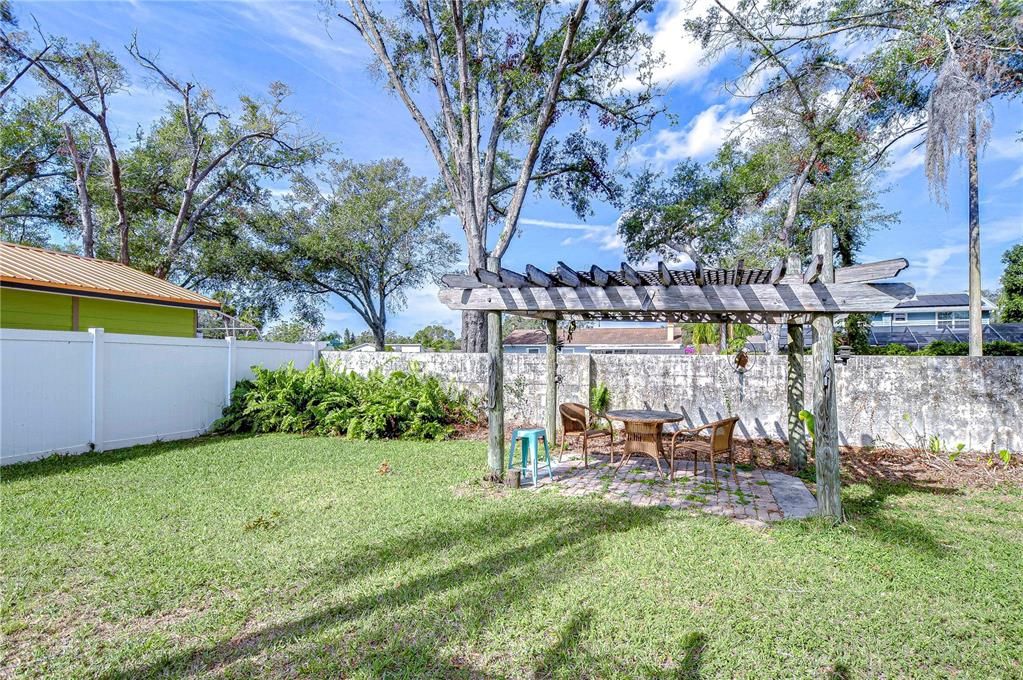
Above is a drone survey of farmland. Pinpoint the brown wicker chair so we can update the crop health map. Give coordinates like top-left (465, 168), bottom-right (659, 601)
top-left (559, 403), bottom-right (614, 468)
top-left (669, 417), bottom-right (740, 483)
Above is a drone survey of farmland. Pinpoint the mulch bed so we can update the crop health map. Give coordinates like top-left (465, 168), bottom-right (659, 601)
top-left (455, 423), bottom-right (1022, 491)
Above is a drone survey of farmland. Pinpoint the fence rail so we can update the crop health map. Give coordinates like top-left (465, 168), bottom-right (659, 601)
top-left (1, 328), bottom-right (319, 465)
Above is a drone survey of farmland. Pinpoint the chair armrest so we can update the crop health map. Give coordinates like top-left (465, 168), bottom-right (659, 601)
top-left (670, 422), bottom-right (712, 444)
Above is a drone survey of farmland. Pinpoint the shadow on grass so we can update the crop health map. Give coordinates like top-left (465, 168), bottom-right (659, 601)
top-left (841, 480), bottom-right (954, 557)
top-left (0, 434), bottom-right (259, 483)
top-left (102, 499), bottom-right (672, 678)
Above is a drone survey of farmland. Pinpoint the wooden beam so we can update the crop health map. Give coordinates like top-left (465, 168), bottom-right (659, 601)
top-left (732, 259), bottom-right (744, 286)
top-left (619, 262), bottom-right (642, 286)
top-left (440, 273), bottom-right (484, 288)
top-left (694, 261), bottom-right (705, 286)
top-left (803, 255), bottom-right (824, 283)
top-left (545, 319), bottom-right (558, 448)
top-left (499, 268), bottom-right (529, 288)
top-left (834, 258), bottom-right (909, 284)
top-left (438, 282), bottom-right (915, 315)
top-left (810, 227), bottom-right (841, 520)
top-left (476, 268), bottom-right (503, 288)
top-left (555, 261), bottom-right (581, 287)
top-left (657, 261), bottom-right (674, 286)
top-left (769, 258), bottom-right (787, 284)
top-left (525, 264), bottom-right (554, 288)
top-left (589, 265), bottom-right (610, 287)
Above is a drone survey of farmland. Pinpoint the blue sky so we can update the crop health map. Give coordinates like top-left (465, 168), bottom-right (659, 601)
top-left (14, 0), bottom-right (1023, 335)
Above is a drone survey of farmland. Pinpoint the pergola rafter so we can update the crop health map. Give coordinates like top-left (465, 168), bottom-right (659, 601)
top-left (437, 232), bottom-right (914, 520)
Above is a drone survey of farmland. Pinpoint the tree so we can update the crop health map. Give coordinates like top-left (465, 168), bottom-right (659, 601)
top-left (124, 38), bottom-right (321, 279)
top-left (747, 0), bottom-right (1022, 355)
top-left (335, 0), bottom-right (660, 350)
top-left (915, 5), bottom-right (1021, 356)
top-left (410, 324), bottom-right (459, 351)
top-left (265, 318), bottom-right (321, 343)
top-left (618, 160), bottom-right (738, 267)
top-left (1, 25), bottom-right (132, 262)
top-left (999, 244), bottom-right (1023, 323)
top-left (258, 158), bottom-right (459, 350)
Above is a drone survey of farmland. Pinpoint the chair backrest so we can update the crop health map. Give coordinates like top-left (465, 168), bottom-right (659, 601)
top-left (710, 417), bottom-right (739, 453)
top-left (560, 403), bottom-right (588, 434)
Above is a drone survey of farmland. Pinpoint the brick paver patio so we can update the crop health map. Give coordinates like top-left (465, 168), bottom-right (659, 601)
top-left (518, 452), bottom-right (817, 526)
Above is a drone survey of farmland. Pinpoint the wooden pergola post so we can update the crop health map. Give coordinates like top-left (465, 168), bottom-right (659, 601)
top-left (810, 228), bottom-right (842, 519)
top-left (786, 253), bottom-right (806, 470)
top-left (545, 318), bottom-right (558, 445)
top-left (486, 256), bottom-right (504, 481)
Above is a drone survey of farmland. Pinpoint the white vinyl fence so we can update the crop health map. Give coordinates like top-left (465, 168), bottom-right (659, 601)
top-left (0, 328), bottom-right (320, 465)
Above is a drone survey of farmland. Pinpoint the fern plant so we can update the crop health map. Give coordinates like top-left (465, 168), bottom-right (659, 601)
top-left (211, 362), bottom-right (480, 440)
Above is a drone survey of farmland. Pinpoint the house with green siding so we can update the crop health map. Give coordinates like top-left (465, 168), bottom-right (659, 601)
top-left (0, 242), bottom-right (220, 337)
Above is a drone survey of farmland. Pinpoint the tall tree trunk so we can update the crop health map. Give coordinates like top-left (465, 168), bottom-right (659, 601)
top-left (95, 121), bottom-right (130, 265)
top-left (968, 110), bottom-right (982, 357)
top-left (63, 124), bottom-right (95, 258)
top-left (461, 241), bottom-right (489, 352)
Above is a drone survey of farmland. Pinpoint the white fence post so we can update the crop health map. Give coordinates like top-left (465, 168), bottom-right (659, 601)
top-left (89, 328), bottom-right (105, 452)
top-left (308, 341), bottom-right (320, 367)
top-left (225, 336), bottom-right (237, 405)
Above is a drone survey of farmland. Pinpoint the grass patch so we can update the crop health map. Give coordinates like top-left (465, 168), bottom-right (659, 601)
top-left (2, 435), bottom-right (1022, 677)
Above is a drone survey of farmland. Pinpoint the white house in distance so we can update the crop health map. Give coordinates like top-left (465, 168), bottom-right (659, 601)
top-left (504, 326), bottom-right (687, 354)
top-left (872, 293), bottom-right (994, 330)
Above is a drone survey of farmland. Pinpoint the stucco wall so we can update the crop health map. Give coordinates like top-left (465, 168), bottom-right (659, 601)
top-left (322, 351), bottom-right (1023, 452)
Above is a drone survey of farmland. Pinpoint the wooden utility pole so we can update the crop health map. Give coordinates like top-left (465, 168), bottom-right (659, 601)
top-left (545, 318), bottom-right (558, 446)
top-left (811, 228), bottom-right (842, 519)
top-left (486, 256), bottom-right (504, 480)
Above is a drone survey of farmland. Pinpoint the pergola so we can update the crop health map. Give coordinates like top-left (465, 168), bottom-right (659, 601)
top-left (437, 227), bottom-right (914, 519)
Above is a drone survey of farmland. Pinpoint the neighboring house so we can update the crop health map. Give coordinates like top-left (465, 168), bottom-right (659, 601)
top-left (0, 242), bottom-right (220, 337)
top-left (872, 293), bottom-right (994, 330)
top-left (504, 326), bottom-right (687, 354)
top-left (347, 342), bottom-right (425, 353)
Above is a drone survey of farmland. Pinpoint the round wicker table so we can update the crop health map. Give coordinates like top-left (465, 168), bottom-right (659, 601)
top-left (605, 409), bottom-right (686, 477)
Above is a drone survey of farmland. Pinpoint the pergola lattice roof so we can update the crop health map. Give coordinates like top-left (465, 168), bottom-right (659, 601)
top-left (438, 257), bottom-right (914, 323)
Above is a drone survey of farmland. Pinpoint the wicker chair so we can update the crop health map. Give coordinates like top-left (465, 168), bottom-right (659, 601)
top-left (669, 417), bottom-right (740, 483)
top-left (559, 402), bottom-right (614, 469)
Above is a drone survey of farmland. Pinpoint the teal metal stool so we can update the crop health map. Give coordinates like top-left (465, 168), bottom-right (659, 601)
top-left (507, 428), bottom-right (553, 486)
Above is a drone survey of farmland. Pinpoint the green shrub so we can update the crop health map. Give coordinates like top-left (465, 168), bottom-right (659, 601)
top-left (211, 362), bottom-right (480, 440)
top-left (867, 340), bottom-right (1023, 356)
top-left (590, 383), bottom-right (611, 414)
top-left (983, 341), bottom-right (1023, 356)
top-left (868, 343), bottom-right (911, 355)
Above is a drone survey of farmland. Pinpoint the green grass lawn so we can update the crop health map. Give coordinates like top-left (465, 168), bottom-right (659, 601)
top-left (2, 435), bottom-right (1021, 678)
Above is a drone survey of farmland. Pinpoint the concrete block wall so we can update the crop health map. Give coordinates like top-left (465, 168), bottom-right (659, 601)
top-left (322, 351), bottom-right (1023, 453)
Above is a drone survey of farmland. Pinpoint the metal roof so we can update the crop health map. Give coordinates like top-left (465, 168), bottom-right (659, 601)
top-left (0, 242), bottom-right (221, 309)
top-left (895, 293), bottom-right (992, 310)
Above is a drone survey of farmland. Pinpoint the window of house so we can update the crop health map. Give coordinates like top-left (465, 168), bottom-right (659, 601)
top-left (892, 312), bottom-right (907, 322)
top-left (937, 311), bottom-right (969, 329)
top-left (527, 348), bottom-right (540, 354)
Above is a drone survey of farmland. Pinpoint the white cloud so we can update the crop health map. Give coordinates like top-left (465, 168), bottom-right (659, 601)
top-left (995, 165), bottom-right (1023, 190)
top-left (911, 243), bottom-right (967, 290)
top-left (882, 127), bottom-right (927, 180)
top-left (633, 103), bottom-right (751, 164)
top-left (519, 218), bottom-right (624, 252)
top-left (625, 0), bottom-right (720, 89)
top-left (909, 217), bottom-right (1021, 291)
